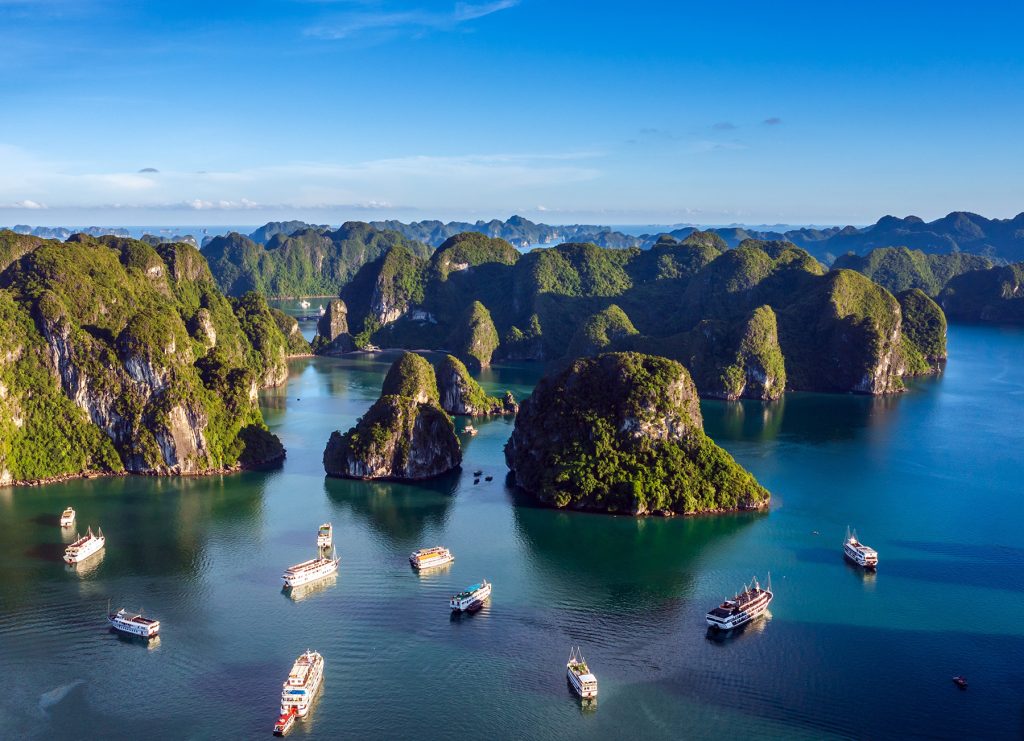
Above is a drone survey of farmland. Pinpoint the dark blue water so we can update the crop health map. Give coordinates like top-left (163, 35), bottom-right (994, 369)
top-left (0, 324), bottom-right (1022, 739)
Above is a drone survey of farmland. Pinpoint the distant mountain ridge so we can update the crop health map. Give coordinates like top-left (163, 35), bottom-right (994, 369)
top-left (234, 211), bottom-right (1024, 262)
top-left (10, 210), bottom-right (1024, 262)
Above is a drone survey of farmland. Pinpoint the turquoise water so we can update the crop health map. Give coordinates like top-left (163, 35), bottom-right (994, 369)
top-left (1, 325), bottom-right (1022, 739)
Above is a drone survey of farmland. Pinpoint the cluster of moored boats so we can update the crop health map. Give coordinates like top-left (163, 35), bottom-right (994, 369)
top-left (58, 507), bottom-right (162, 639)
top-left (58, 501), bottom-right (967, 734)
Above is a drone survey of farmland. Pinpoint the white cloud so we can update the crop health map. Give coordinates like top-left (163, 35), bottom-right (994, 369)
top-left (0, 145), bottom-right (602, 213)
top-left (12, 199), bottom-right (45, 209)
top-left (306, 0), bottom-right (518, 40)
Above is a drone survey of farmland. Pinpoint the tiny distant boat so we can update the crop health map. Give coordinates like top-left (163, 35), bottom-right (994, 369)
top-left (317, 304), bottom-right (325, 316)
top-left (410, 546), bottom-right (454, 571)
top-left (464, 424), bottom-right (478, 436)
top-left (363, 343), bottom-right (381, 352)
top-left (299, 299), bottom-right (311, 309)
top-left (60, 507), bottom-right (76, 528)
top-left (108, 605), bottom-right (160, 639)
top-left (274, 650), bottom-right (325, 735)
top-left (484, 476), bottom-right (493, 482)
top-left (63, 527), bottom-right (105, 564)
top-left (706, 575), bottom-right (773, 631)
top-left (450, 580), bottom-right (491, 612)
top-left (843, 527), bottom-right (878, 569)
top-left (283, 549), bottom-right (339, 589)
top-left (566, 646), bottom-right (598, 699)
top-left (953, 675), bottom-right (968, 689)
top-left (473, 478), bottom-right (480, 485)
top-left (316, 523), bottom-right (333, 550)
top-left (473, 470), bottom-right (483, 476)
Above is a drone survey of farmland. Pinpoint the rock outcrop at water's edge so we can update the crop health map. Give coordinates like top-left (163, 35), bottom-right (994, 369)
top-left (504, 352), bottom-right (768, 516)
top-left (323, 353), bottom-right (461, 480)
top-left (0, 231), bottom-right (286, 486)
top-left (311, 298), bottom-right (354, 354)
top-left (435, 354), bottom-right (517, 416)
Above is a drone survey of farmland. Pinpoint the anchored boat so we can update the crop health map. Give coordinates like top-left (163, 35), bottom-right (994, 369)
top-left (843, 527), bottom-right (878, 569)
top-left (316, 523), bottom-right (333, 550)
top-left (450, 580), bottom-right (491, 612)
top-left (59, 507), bottom-right (76, 528)
top-left (566, 646), bottom-right (598, 699)
top-left (706, 575), bottom-right (773, 631)
top-left (108, 605), bottom-right (160, 639)
top-left (283, 548), bottom-right (339, 589)
top-left (409, 546), bottom-right (454, 571)
top-left (273, 650), bottom-right (324, 735)
top-left (63, 527), bottom-right (105, 564)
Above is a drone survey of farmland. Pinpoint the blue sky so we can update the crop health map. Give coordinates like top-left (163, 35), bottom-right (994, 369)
top-left (1, 0), bottom-right (1022, 226)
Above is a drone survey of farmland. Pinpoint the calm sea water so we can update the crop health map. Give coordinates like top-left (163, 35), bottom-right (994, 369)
top-left (1, 324), bottom-right (1023, 740)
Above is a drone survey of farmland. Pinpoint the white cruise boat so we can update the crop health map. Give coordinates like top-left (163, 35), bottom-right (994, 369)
top-left (282, 549), bottom-right (339, 589)
top-left (450, 580), bottom-right (491, 612)
top-left (274, 650), bottom-right (325, 735)
top-left (317, 304), bottom-right (325, 316)
top-left (59, 507), bottom-right (76, 528)
top-left (566, 646), bottom-right (598, 699)
top-left (844, 527), bottom-right (878, 569)
top-left (108, 606), bottom-right (160, 638)
top-left (706, 575), bottom-right (773, 631)
top-left (409, 546), bottom-right (454, 570)
top-left (63, 527), bottom-right (105, 564)
top-left (316, 523), bottom-right (333, 550)
top-left (299, 299), bottom-right (311, 310)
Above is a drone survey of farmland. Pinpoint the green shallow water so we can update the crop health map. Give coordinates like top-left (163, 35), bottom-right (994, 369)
top-left (1, 324), bottom-right (1023, 739)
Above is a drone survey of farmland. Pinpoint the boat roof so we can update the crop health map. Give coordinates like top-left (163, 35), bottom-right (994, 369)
top-left (579, 673), bottom-right (597, 683)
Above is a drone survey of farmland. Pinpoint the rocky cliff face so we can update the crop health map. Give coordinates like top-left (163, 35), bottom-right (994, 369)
top-left (323, 395), bottom-right (461, 480)
top-left (323, 353), bottom-right (461, 481)
top-left (435, 354), bottom-right (517, 416)
top-left (447, 300), bottom-right (499, 371)
top-left (0, 231), bottom-right (285, 485)
top-left (505, 352), bottom-right (768, 515)
top-left (312, 298), bottom-right (354, 354)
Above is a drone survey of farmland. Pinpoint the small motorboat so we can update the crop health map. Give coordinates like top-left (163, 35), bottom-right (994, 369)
top-left (273, 709), bottom-right (297, 736)
top-left (473, 470), bottom-right (483, 476)
top-left (953, 675), bottom-right (968, 689)
top-left (60, 507), bottom-right (76, 528)
top-left (484, 476), bottom-right (493, 482)
top-left (463, 424), bottom-right (478, 436)
top-left (473, 479), bottom-right (480, 485)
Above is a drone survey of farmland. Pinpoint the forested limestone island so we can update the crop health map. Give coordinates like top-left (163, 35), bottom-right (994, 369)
top-left (329, 232), bottom-right (946, 399)
top-left (504, 352), bottom-right (769, 516)
top-left (938, 263), bottom-right (1024, 324)
top-left (203, 222), bottom-right (430, 298)
top-left (0, 230), bottom-right (307, 487)
top-left (833, 247), bottom-right (996, 296)
top-left (323, 353), bottom-right (461, 480)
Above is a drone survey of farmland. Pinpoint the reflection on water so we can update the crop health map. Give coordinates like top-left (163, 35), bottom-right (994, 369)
top-left (511, 490), bottom-right (764, 611)
top-left (702, 391), bottom-right (904, 445)
top-left (324, 473), bottom-right (458, 545)
top-left (67, 548), bottom-right (105, 578)
top-left (283, 574), bottom-right (338, 603)
top-left (112, 630), bottom-right (162, 651)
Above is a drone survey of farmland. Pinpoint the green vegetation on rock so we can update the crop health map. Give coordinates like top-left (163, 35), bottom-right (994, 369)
top-left (833, 247), bottom-right (995, 296)
top-left (323, 354), bottom-right (460, 480)
top-left (938, 263), bottom-right (1024, 324)
top-left (435, 354), bottom-right (515, 416)
top-left (504, 352), bottom-right (769, 515)
top-left (446, 301), bottom-right (499, 371)
top-left (381, 352), bottom-right (439, 404)
top-left (565, 304), bottom-right (638, 358)
top-left (203, 222), bottom-right (430, 298)
top-left (0, 230), bottom-right (285, 485)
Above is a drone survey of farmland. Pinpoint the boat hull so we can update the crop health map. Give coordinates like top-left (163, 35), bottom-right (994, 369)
top-left (282, 559), bottom-right (339, 588)
top-left (450, 583), bottom-right (491, 611)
